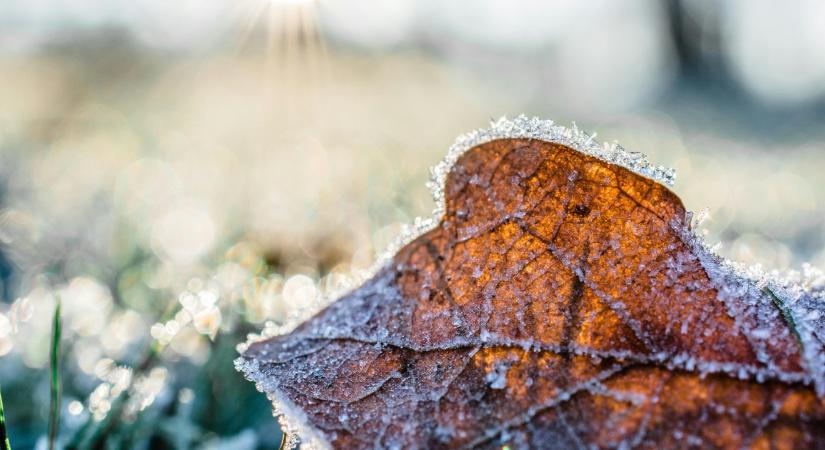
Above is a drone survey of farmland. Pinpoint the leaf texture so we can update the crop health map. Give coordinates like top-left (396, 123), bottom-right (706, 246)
top-left (239, 136), bottom-right (825, 449)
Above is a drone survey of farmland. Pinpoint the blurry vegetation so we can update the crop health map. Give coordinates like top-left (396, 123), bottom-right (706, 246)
top-left (1, 385), bottom-right (10, 450)
top-left (48, 302), bottom-right (61, 450)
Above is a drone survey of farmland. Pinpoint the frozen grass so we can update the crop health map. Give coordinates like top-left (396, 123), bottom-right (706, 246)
top-left (0, 384), bottom-right (10, 450)
top-left (48, 299), bottom-right (61, 450)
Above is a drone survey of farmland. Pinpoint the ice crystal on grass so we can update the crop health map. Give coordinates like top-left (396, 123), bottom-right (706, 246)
top-left (237, 117), bottom-right (825, 449)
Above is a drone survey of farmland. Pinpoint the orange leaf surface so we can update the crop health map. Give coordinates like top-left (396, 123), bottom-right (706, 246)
top-left (238, 118), bottom-right (825, 449)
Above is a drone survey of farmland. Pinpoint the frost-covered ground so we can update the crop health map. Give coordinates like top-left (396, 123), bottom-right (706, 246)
top-left (2, 2), bottom-right (825, 449)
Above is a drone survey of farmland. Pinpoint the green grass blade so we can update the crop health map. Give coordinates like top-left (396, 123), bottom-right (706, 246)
top-left (0, 384), bottom-right (11, 450)
top-left (48, 299), bottom-right (62, 450)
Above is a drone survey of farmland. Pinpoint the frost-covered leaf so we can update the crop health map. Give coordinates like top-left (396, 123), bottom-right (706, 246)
top-left (238, 117), bottom-right (825, 449)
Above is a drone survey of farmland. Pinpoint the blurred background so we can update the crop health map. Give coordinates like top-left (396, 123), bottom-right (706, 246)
top-left (1, 0), bottom-right (825, 448)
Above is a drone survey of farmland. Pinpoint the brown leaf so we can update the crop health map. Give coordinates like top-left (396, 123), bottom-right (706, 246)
top-left (239, 123), bottom-right (825, 449)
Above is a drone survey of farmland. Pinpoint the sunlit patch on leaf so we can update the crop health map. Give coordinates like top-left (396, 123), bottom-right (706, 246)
top-left (237, 117), bottom-right (825, 449)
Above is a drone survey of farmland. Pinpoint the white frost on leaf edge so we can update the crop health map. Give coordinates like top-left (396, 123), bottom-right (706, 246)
top-left (236, 115), bottom-right (825, 447)
top-left (235, 357), bottom-right (332, 450)
top-left (675, 222), bottom-right (825, 396)
top-left (381, 115), bottom-right (676, 269)
top-left (236, 115), bottom-right (678, 349)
